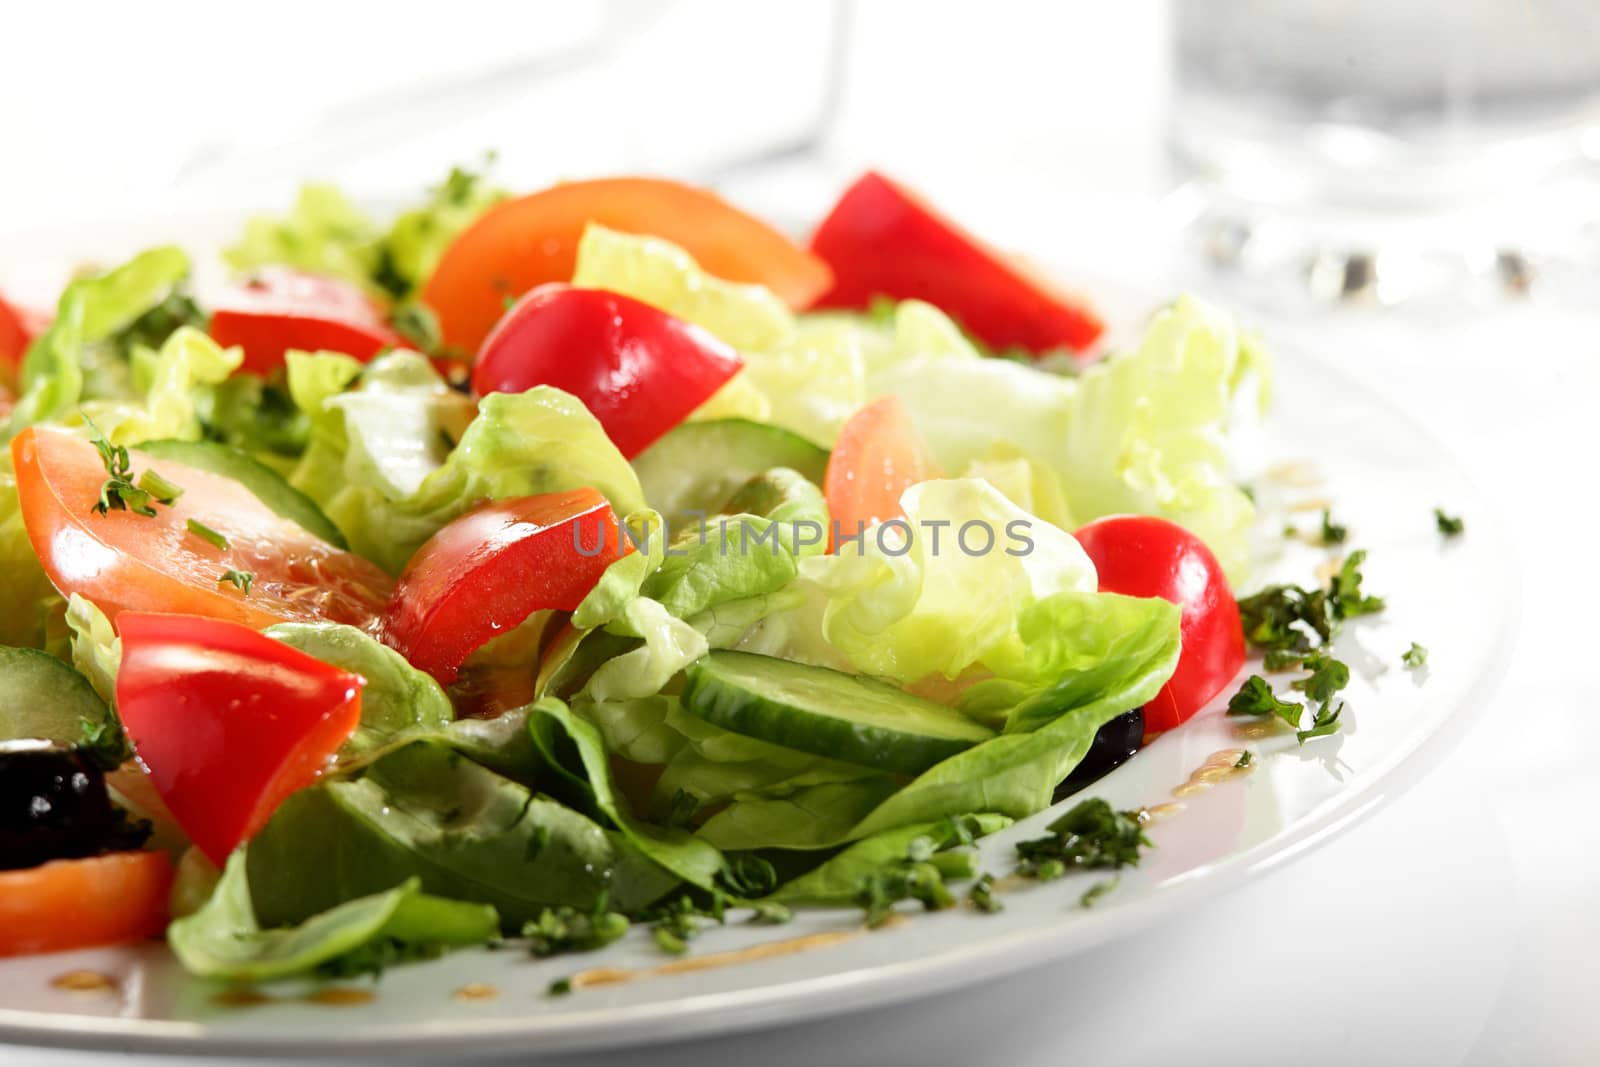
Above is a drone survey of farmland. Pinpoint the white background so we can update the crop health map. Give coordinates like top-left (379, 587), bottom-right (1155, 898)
top-left (4, 2), bottom-right (1598, 1064)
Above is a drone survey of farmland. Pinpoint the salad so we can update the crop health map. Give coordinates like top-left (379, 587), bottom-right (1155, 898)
top-left (0, 167), bottom-right (1291, 983)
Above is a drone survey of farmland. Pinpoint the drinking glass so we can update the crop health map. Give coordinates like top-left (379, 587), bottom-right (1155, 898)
top-left (1169, 0), bottom-right (1600, 305)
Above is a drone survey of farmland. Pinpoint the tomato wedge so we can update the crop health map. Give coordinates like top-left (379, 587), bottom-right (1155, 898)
top-left (209, 268), bottom-right (403, 374)
top-left (472, 284), bottom-right (743, 459)
top-left (0, 851), bottom-right (172, 957)
top-left (11, 426), bottom-right (392, 630)
top-left (824, 396), bottom-right (940, 551)
top-left (115, 612), bottom-right (365, 865)
top-left (424, 177), bottom-right (832, 354)
top-left (0, 290), bottom-right (48, 383)
top-left (382, 490), bottom-right (624, 685)
top-left (1075, 515), bottom-right (1246, 733)
top-left (810, 172), bottom-right (1104, 357)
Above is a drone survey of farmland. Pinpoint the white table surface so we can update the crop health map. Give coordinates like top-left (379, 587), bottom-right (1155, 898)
top-left (5, 4), bottom-right (1598, 1063)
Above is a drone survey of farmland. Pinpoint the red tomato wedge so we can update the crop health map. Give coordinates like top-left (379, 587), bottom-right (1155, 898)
top-left (424, 177), bottom-right (833, 354)
top-left (0, 851), bottom-right (173, 957)
top-left (11, 426), bottom-right (392, 630)
top-left (115, 612), bottom-right (365, 865)
top-left (382, 490), bottom-right (624, 685)
top-left (1075, 515), bottom-right (1246, 733)
top-left (824, 396), bottom-right (940, 551)
top-left (209, 268), bottom-right (403, 374)
top-left (810, 172), bottom-right (1104, 357)
top-left (0, 290), bottom-right (48, 382)
top-left (472, 285), bottom-right (743, 459)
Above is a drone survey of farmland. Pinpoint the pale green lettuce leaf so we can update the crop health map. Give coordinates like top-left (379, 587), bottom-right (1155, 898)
top-left (571, 510), bottom-right (667, 632)
top-left (224, 185), bottom-right (382, 292)
top-left (1058, 294), bottom-right (1262, 583)
top-left (265, 621), bottom-right (452, 756)
top-left (65, 594), bottom-right (119, 705)
top-left (287, 353), bottom-right (644, 573)
top-left (570, 224), bottom-right (794, 352)
top-left (799, 478), bottom-right (1097, 684)
top-left (6, 247), bottom-right (194, 437)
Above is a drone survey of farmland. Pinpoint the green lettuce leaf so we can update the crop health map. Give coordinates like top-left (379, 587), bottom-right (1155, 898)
top-left (170, 851), bottom-right (496, 983)
top-left (265, 622), bottom-right (452, 756)
top-left (247, 741), bottom-right (678, 927)
top-left (528, 697), bottom-right (724, 892)
top-left (287, 352), bottom-right (644, 573)
top-left (6, 247), bottom-right (195, 438)
top-left (225, 185), bottom-right (383, 292)
top-left (65, 594), bottom-right (119, 706)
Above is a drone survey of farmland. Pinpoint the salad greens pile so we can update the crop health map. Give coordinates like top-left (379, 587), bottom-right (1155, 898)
top-left (0, 168), bottom-right (1274, 983)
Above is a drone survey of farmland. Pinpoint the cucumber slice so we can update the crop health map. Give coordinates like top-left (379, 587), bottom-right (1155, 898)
top-left (632, 419), bottom-right (829, 531)
top-left (681, 651), bottom-right (994, 775)
top-left (0, 647), bottom-right (111, 745)
top-left (138, 439), bottom-right (348, 548)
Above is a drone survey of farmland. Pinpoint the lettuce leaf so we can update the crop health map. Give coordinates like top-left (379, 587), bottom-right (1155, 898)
top-left (1057, 294), bottom-right (1263, 583)
top-left (772, 813), bottom-right (1010, 904)
top-left (287, 353), bottom-right (644, 574)
top-left (265, 621), bottom-right (452, 756)
top-left (798, 478), bottom-right (1097, 685)
top-left (6, 247), bottom-right (194, 438)
top-left (170, 851), bottom-right (496, 983)
top-left (225, 185), bottom-right (383, 293)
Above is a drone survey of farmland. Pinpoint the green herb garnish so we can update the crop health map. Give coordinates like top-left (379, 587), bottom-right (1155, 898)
top-left (1291, 650), bottom-right (1351, 705)
top-left (1234, 750), bottom-right (1254, 769)
top-left (135, 469), bottom-right (184, 506)
top-left (1319, 509), bottom-right (1347, 545)
top-left (1403, 642), bottom-right (1429, 668)
top-left (87, 425), bottom-right (157, 518)
top-left (524, 894), bottom-right (628, 958)
top-left (1079, 876), bottom-right (1120, 908)
top-left (748, 902), bottom-right (793, 926)
top-left (1226, 675), bottom-right (1302, 728)
top-left (547, 978), bottom-right (573, 997)
top-left (1297, 703), bottom-right (1344, 744)
top-left (1015, 799), bottom-right (1150, 877)
top-left (186, 518), bottom-right (230, 551)
top-left (1434, 508), bottom-right (1464, 536)
top-left (967, 873), bottom-right (1004, 914)
top-left (218, 570), bottom-right (254, 595)
top-left (1237, 549), bottom-right (1384, 652)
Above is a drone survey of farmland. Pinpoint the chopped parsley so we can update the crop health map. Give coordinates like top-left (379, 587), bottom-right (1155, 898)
top-left (1403, 642), bottom-right (1429, 669)
top-left (88, 426), bottom-right (159, 518)
top-left (547, 978), bottom-right (573, 997)
top-left (1319, 509), bottom-right (1347, 545)
top-left (135, 469), bottom-right (184, 506)
top-left (1226, 675), bottom-right (1303, 728)
top-left (185, 518), bottom-right (230, 551)
top-left (1234, 750), bottom-right (1254, 769)
top-left (967, 873), bottom-right (1004, 914)
top-left (1434, 508), bottom-right (1465, 536)
top-left (748, 902), bottom-right (793, 926)
top-left (1297, 703), bottom-right (1344, 744)
top-left (524, 897), bottom-right (629, 958)
top-left (1079, 876), bottom-right (1120, 908)
top-left (1015, 799), bottom-right (1150, 877)
top-left (1263, 649), bottom-right (1305, 672)
top-left (1237, 549), bottom-right (1384, 652)
top-left (217, 570), bottom-right (254, 595)
top-left (1291, 650), bottom-right (1351, 705)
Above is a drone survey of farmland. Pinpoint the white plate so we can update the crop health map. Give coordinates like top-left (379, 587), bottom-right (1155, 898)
top-left (0, 222), bottom-right (1515, 1057)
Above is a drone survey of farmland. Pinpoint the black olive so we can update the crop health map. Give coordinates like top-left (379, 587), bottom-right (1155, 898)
top-left (1052, 707), bottom-right (1145, 803)
top-left (0, 739), bottom-right (147, 870)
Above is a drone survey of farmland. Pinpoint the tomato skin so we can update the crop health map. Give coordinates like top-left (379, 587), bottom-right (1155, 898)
top-left (209, 268), bottom-right (402, 374)
top-left (11, 426), bottom-right (392, 630)
top-left (810, 172), bottom-right (1104, 357)
top-left (824, 396), bottom-right (940, 551)
top-left (0, 290), bottom-right (48, 385)
top-left (0, 851), bottom-right (173, 957)
top-left (382, 490), bottom-right (624, 685)
top-left (115, 613), bottom-right (364, 866)
top-left (424, 177), bottom-right (833, 354)
top-left (472, 285), bottom-right (742, 459)
top-left (1074, 515), bottom-right (1246, 733)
